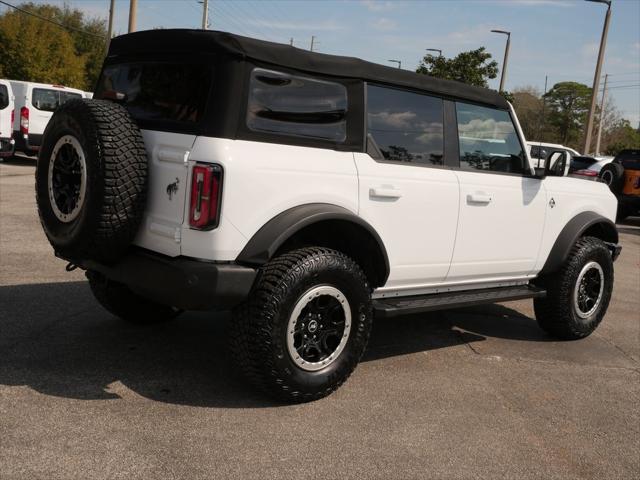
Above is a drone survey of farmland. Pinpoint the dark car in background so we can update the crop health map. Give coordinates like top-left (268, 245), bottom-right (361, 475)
top-left (599, 149), bottom-right (640, 220)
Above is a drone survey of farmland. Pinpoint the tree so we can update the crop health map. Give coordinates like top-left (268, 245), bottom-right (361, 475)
top-left (0, 3), bottom-right (107, 90)
top-left (602, 119), bottom-right (640, 156)
top-left (511, 86), bottom-right (544, 140)
top-left (543, 82), bottom-right (592, 147)
top-left (416, 47), bottom-right (498, 88)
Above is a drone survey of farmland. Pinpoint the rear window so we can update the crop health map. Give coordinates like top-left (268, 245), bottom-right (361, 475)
top-left (570, 156), bottom-right (597, 172)
top-left (32, 88), bottom-right (82, 112)
top-left (247, 68), bottom-right (348, 142)
top-left (95, 62), bottom-right (212, 124)
top-left (0, 84), bottom-right (10, 109)
top-left (616, 150), bottom-right (640, 170)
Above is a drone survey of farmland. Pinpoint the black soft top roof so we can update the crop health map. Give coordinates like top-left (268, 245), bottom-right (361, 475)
top-left (108, 29), bottom-right (510, 110)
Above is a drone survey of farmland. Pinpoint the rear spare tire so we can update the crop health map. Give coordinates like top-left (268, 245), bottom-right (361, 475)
top-left (36, 99), bottom-right (147, 263)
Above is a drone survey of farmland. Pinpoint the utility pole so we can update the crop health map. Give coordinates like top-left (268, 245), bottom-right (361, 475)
top-left (583, 0), bottom-right (612, 155)
top-left (595, 73), bottom-right (608, 156)
top-left (310, 35), bottom-right (316, 52)
top-left (201, 0), bottom-right (209, 30)
top-left (128, 0), bottom-right (137, 33)
top-left (290, 37), bottom-right (294, 46)
top-left (491, 29), bottom-right (511, 92)
top-left (106, 0), bottom-right (115, 49)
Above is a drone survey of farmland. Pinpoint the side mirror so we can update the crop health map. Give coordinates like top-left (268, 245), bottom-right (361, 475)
top-left (545, 150), bottom-right (570, 177)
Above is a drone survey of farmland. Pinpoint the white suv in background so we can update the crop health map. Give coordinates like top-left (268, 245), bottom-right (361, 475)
top-left (8, 80), bottom-right (83, 156)
top-left (527, 141), bottom-right (580, 168)
top-left (0, 79), bottom-right (14, 158)
top-left (34, 30), bottom-right (621, 403)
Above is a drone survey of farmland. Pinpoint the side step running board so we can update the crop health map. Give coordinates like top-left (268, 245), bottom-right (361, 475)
top-left (373, 285), bottom-right (546, 319)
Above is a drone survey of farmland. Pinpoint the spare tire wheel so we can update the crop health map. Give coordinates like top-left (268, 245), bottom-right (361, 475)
top-left (36, 99), bottom-right (147, 264)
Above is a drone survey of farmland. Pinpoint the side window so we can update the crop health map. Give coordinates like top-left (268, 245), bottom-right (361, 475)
top-left (247, 68), bottom-right (347, 142)
top-left (32, 89), bottom-right (59, 112)
top-left (456, 102), bottom-right (525, 174)
top-left (366, 84), bottom-right (444, 165)
top-left (0, 85), bottom-right (8, 109)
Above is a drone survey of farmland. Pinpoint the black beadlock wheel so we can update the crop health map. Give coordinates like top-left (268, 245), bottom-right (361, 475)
top-left (87, 271), bottom-right (182, 324)
top-left (36, 99), bottom-right (148, 264)
top-left (534, 236), bottom-right (613, 340)
top-left (230, 247), bottom-right (373, 403)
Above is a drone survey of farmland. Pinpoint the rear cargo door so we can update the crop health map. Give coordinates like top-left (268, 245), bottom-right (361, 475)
top-left (133, 130), bottom-right (195, 257)
top-left (0, 82), bottom-right (11, 140)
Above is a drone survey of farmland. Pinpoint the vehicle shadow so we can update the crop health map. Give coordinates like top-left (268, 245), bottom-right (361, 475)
top-left (0, 281), bottom-right (546, 409)
top-left (0, 154), bottom-right (37, 167)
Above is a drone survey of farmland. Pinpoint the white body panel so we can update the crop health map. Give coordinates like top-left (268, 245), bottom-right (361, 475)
top-left (447, 171), bottom-right (547, 282)
top-left (7, 80), bottom-right (84, 140)
top-left (353, 152), bottom-right (459, 289)
top-left (533, 176), bottom-right (616, 272)
top-left (133, 137), bottom-right (360, 261)
top-left (133, 130), bottom-right (196, 257)
top-left (131, 109), bottom-right (617, 298)
top-left (0, 80), bottom-right (13, 141)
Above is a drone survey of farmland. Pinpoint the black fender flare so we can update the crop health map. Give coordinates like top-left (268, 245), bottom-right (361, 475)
top-left (236, 203), bottom-right (390, 283)
top-left (539, 211), bottom-right (618, 275)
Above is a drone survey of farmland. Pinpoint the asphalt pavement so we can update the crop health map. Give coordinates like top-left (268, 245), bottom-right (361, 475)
top-left (1, 157), bottom-right (638, 480)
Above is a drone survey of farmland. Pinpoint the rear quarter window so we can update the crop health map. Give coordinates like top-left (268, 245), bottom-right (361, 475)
top-left (0, 85), bottom-right (10, 109)
top-left (32, 88), bottom-right (82, 112)
top-left (95, 62), bottom-right (212, 124)
top-left (247, 68), bottom-right (348, 142)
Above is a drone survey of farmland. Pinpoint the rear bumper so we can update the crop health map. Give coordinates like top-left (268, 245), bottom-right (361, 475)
top-left (82, 249), bottom-right (257, 310)
top-left (0, 137), bottom-right (14, 157)
top-left (12, 131), bottom-right (41, 153)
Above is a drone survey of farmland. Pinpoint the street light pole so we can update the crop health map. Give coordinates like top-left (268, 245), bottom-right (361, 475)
top-left (201, 0), bottom-right (209, 30)
top-left (128, 0), bottom-right (137, 33)
top-left (595, 73), bottom-right (608, 156)
top-left (583, 0), bottom-right (612, 155)
top-left (491, 29), bottom-right (511, 92)
top-left (426, 48), bottom-right (442, 57)
top-left (106, 0), bottom-right (115, 50)
top-left (388, 60), bottom-right (401, 69)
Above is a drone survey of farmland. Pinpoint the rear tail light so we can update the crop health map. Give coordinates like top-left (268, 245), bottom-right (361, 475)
top-left (20, 107), bottom-right (29, 135)
top-left (189, 163), bottom-right (222, 229)
top-left (574, 169), bottom-right (598, 177)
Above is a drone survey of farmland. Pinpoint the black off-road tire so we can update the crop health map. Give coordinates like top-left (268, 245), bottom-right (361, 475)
top-left (599, 163), bottom-right (625, 194)
top-left (230, 247), bottom-right (373, 403)
top-left (87, 271), bottom-right (182, 324)
top-left (36, 99), bottom-right (147, 264)
top-left (534, 236), bottom-right (613, 340)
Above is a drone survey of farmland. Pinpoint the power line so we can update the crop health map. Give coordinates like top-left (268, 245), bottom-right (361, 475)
top-left (0, 0), bottom-right (105, 38)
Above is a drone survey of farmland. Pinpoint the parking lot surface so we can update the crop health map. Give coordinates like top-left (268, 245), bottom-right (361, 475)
top-left (1, 158), bottom-right (638, 479)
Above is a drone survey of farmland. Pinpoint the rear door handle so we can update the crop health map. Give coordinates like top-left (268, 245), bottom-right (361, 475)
top-left (467, 192), bottom-right (492, 204)
top-left (369, 186), bottom-right (402, 199)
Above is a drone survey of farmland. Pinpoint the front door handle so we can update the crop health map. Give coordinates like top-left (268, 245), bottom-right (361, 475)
top-left (370, 186), bottom-right (402, 199)
top-left (467, 192), bottom-right (492, 204)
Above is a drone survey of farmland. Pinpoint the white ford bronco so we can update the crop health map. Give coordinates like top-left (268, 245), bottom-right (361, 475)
top-left (35, 30), bottom-right (621, 402)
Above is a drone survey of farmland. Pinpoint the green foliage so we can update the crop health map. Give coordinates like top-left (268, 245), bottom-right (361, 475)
top-left (603, 119), bottom-right (640, 156)
top-left (543, 81), bottom-right (592, 146)
top-left (416, 47), bottom-right (498, 88)
top-left (0, 2), bottom-right (106, 90)
top-left (511, 86), bottom-right (546, 140)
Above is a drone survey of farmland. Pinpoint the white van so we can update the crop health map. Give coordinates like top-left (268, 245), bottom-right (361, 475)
top-left (8, 81), bottom-right (84, 155)
top-left (0, 79), bottom-right (15, 158)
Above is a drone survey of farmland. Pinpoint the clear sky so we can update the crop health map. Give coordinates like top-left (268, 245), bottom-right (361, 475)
top-left (4, 0), bottom-right (640, 126)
